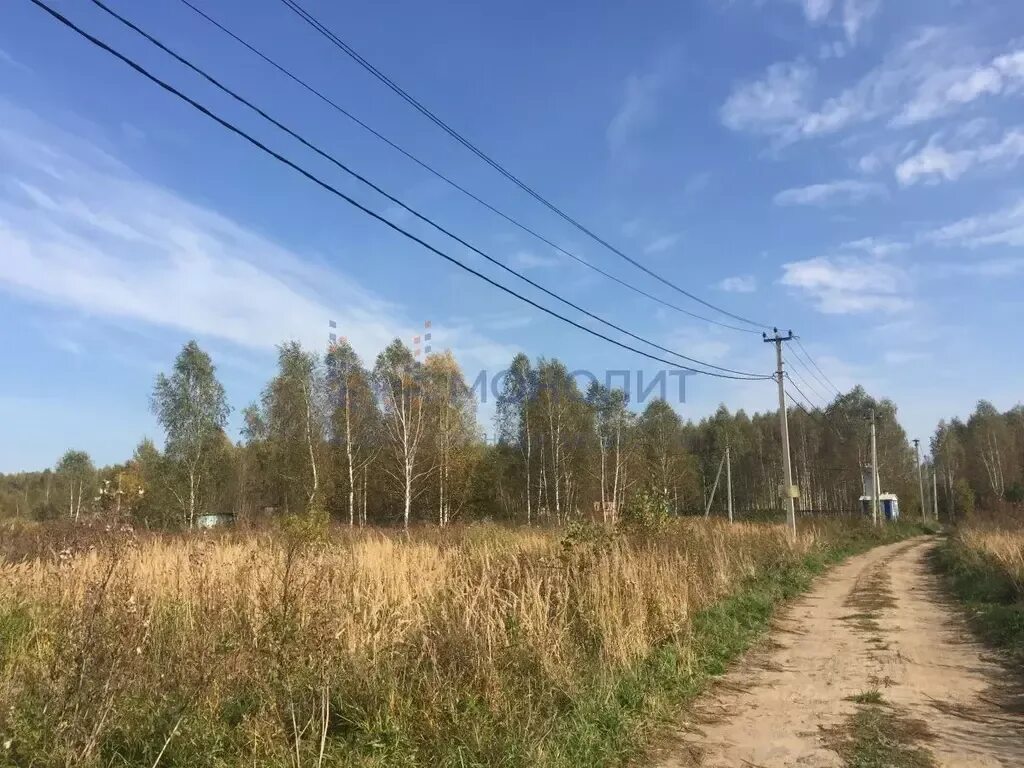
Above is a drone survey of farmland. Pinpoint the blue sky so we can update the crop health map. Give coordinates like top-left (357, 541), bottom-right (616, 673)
top-left (1, 0), bottom-right (1022, 472)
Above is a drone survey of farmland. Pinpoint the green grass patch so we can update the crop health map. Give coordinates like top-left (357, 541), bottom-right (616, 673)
top-left (846, 690), bottom-right (885, 705)
top-left (825, 697), bottom-right (936, 768)
top-left (931, 540), bottom-right (1024, 662)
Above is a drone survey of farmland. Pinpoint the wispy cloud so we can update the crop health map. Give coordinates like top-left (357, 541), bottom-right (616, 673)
top-left (893, 50), bottom-right (1024, 126)
top-left (720, 61), bottom-right (816, 137)
top-left (774, 178), bottom-right (885, 206)
top-left (797, 0), bottom-right (833, 24)
top-left (921, 198), bottom-right (1024, 248)
top-left (644, 233), bottom-right (682, 254)
top-left (0, 47), bottom-right (30, 74)
top-left (841, 0), bottom-right (881, 45)
top-left (0, 101), bottom-right (511, 373)
top-left (511, 250), bottom-right (560, 269)
top-left (722, 30), bottom-right (1024, 144)
top-left (717, 274), bottom-right (757, 293)
top-left (841, 236), bottom-right (908, 256)
top-left (780, 254), bottom-right (910, 313)
top-left (785, 0), bottom-right (880, 44)
top-left (895, 127), bottom-right (1024, 185)
top-left (607, 58), bottom-right (673, 153)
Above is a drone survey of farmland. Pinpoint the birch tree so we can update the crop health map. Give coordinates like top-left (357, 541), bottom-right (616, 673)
top-left (151, 341), bottom-right (229, 528)
top-left (374, 340), bottom-right (429, 528)
top-left (249, 342), bottom-right (327, 516)
top-left (326, 340), bottom-right (379, 525)
top-left (424, 351), bottom-right (477, 526)
top-left (496, 354), bottom-right (537, 522)
top-left (55, 449), bottom-right (95, 522)
top-left (586, 382), bottom-right (630, 523)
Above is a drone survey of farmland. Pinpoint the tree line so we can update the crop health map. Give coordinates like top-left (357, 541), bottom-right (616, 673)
top-left (0, 338), bottom-right (965, 527)
top-left (931, 402), bottom-right (1024, 520)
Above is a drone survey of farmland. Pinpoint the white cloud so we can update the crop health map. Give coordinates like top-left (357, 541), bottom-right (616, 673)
top-left (895, 128), bottom-right (1024, 186)
top-left (841, 0), bottom-right (881, 44)
top-left (607, 67), bottom-right (669, 152)
top-left (921, 198), bottom-right (1024, 248)
top-left (0, 101), bottom-right (512, 374)
top-left (717, 274), bottom-right (757, 293)
top-left (774, 178), bottom-right (885, 206)
top-left (894, 49), bottom-right (1024, 126)
top-left (841, 236), bottom-right (908, 256)
top-left (856, 145), bottom-right (898, 174)
top-left (0, 47), bottom-right (30, 74)
top-left (511, 250), bottom-right (560, 269)
top-left (722, 31), bottom-right (1024, 143)
top-left (720, 62), bottom-right (816, 135)
top-left (644, 233), bottom-right (682, 254)
top-left (780, 255), bottom-right (910, 314)
top-left (799, 0), bottom-right (834, 23)
top-left (683, 171), bottom-right (712, 195)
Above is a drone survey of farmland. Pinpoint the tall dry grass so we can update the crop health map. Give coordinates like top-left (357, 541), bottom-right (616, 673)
top-left (956, 522), bottom-right (1024, 597)
top-left (0, 519), bottom-right (863, 766)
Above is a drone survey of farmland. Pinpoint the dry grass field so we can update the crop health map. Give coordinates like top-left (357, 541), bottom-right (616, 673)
top-left (957, 523), bottom-right (1024, 595)
top-left (0, 518), bottom-right (918, 767)
top-left (935, 514), bottom-right (1024, 664)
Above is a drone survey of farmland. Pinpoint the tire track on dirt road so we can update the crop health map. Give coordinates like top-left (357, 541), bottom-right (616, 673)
top-left (649, 537), bottom-right (1024, 767)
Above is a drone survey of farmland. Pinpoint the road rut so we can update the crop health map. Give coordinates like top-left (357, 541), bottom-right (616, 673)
top-left (651, 537), bottom-right (1024, 767)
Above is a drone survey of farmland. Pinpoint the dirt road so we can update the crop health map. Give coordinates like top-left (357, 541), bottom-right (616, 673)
top-left (652, 537), bottom-right (1024, 767)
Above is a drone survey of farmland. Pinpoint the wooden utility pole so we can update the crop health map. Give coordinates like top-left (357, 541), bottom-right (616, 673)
top-left (726, 443), bottom-right (734, 524)
top-left (932, 468), bottom-right (939, 523)
top-left (704, 453), bottom-right (726, 519)
top-left (913, 438), bottom-right (926, 523)
top-left (870, 409), bottom-right (880, 526)
top-left (764, 329), bottom-right (797, 538)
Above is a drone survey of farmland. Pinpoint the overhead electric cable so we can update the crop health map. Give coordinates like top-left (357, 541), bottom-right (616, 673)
top-left (83, 0), bottom-right (768, 379)
top-left (794, 336), bottom-right (841, 396)
top-left (785, 353), bottom-right (829, 407)
top-left (784, 373), bottom-right (820, 414)
top-left (28, 0), bottom-right (772, 382)
top-left (275, 0), bottom-right (774, 331)
top-left (785, 389), bottom-right (813, 416)
top-left (172, 0), bottom-right (757, 334)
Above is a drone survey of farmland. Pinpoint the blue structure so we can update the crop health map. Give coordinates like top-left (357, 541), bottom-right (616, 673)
top-left (880, 493), bottom-right (900, 521)
top-left (859, 493), bottom-right (900, 521)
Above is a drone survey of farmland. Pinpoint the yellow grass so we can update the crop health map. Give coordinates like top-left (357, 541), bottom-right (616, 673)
top-left (957, 524), bottom-right (1024, 595)
top-left (0, 520), bottom-right (853, 766)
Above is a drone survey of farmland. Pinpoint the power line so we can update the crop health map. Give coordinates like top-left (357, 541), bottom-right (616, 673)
top-left (784, 352), bottom-right (829, 407)
top-left (788, 343), bottom-right (833, 402)
top-left (785, 372), bottom-right (820, 413)
top-left (794, 336), bottom-right (841, 396)
top-left (83, 0), bottom-right (767, 380)
top-left (172, 0), bottom-right (758, 335)
top-left (28, 0), bottom-right (773, 383)
top-left (275, 0), bottom-right (774, 332)
top-left (785, 388), bottom-right (813, 416)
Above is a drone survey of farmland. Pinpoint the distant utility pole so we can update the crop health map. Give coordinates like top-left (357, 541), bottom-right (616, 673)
top-left (704, 452), bottom-right (726, 520)
top-left (932, 468), bottom-right (939, 523)
top-left (913, 438), bottom-right (926, 523)
top-left (869, 409), bottom-right (880, 526)
top-left (726, 442), bottom-right (734, 524)
top-left (764, 329), bottom-right (797, 538)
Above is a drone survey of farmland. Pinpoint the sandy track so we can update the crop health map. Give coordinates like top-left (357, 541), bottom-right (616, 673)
top-left (650, 537), bottom-right (1024, 767)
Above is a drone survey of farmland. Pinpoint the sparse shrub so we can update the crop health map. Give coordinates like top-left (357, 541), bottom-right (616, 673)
top-left (619, 488), bottom-right (671, 533)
